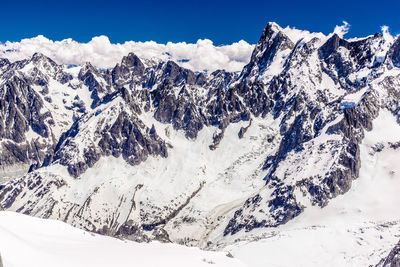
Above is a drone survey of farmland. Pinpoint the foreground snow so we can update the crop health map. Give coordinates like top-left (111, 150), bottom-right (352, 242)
top-left (0, 211), bottom-right (245, 267)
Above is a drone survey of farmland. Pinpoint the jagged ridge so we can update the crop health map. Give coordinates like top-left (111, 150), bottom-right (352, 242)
top-left (0, 22), bottom-right (399, 249)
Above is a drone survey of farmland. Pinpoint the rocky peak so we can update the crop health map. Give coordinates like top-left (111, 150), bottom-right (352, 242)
top-left (30, 52), bottom-right (52, 63)
top-left (318, 33), bottom-right (349, 60)
top-left (320, 33), bottom-right (384, 65)
top-left (121, 52), bottom-right (144, 68)
top-left (163, 60), bottom-right (197, 85)
top-left (30, 52), bottom-right (59, 72)
top-left (52, 96), bottom-right (168, 178)
top-left (112, 52), bottom-right (145, 86)
top-left (240, 22), bottom-right (294, 81)
top-left (78, 62), bottom-right (111, 107)
top-left (143, 60), bottom-right (197, 88)
top-left (318, 33), bottom-right (385, 87)
top-left (78, 62), bottom-right (99, 78)
top-left (347, 34), bottom-right (384, 67)
top-left (259, 22), bottom-right (284, 41)
top-left (27, 52), bottom-right (73, 85)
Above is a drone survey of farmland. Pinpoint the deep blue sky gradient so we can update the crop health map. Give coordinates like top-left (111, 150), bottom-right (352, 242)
top-left (0, 0), bottom-right (399, 44)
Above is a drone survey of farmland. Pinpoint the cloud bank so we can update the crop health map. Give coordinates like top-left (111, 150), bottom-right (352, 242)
top-left (0, 36), bottom-right (254, 72)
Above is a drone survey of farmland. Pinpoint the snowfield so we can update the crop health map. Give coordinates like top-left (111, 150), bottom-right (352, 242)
top-left (0, 211), bottom-right (245, 267)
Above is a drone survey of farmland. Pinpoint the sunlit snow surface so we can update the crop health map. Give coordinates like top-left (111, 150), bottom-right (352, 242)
top-left (0, 211), bottom-right (245, 267)
top-left (224, 110), bottom-right (400, 267)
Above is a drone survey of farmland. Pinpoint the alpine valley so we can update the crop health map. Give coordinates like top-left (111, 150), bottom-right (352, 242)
top-left (1, 22), bottom-right (400, 266)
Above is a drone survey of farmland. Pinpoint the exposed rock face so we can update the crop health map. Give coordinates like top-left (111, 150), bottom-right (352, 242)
top-left (220, 25), bottom-right (394, 235)
top-left (0, 55), bottom-right (73, 180)
top-left (53, 97), bottom-right (168, 178)
top-left (0, 22), bottom-right (400, 247)
top-left (387, 37), bottom-right (400, 68)
top-left (241, 22), bottom-right (294, 81)
top-left (112, 53), bottom-right (145, 87)
top-left (78, 62), bottom-right (112, 108)
top-left (377, 241), bottom-right (400, 267)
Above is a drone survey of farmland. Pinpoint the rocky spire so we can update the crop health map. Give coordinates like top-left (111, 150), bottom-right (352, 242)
top-left (240, 22), bottom-right (294, 81)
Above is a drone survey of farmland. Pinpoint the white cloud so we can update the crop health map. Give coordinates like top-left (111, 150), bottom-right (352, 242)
top-left (381, 25), bottom-right (395, 42)
top-left (0, 35), bottom-right (254, 72)
top-left (333, 21), bottom-right (350, 37)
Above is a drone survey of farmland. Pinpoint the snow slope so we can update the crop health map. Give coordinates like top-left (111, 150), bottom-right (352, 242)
top-left (222, 110), bottom-right (400, 267)
top-left (0, 211), bottom-right (245, 267)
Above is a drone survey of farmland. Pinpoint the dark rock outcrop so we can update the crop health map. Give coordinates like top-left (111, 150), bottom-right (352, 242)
top-left (377, 241), bottom-right (400, 267)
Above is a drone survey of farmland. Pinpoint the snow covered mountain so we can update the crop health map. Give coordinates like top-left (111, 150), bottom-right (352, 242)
top-left (0, 22), bottom-right (400, 265)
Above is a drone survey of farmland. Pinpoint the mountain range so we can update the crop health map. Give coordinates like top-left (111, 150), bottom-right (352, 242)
top-left (0, 22), bottom-right (400, 266)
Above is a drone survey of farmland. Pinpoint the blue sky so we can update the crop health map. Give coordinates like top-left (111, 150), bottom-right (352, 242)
top-left (1, 0), bottom-right (399, 44)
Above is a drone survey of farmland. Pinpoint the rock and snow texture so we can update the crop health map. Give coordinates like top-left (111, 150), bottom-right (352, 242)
top-left (0, 211), bottom-right (244, 267)
top-left (0, 21), bottom-right (400, 264)
top-left (0, 54), bottom-right (88, 183)
top-left (222, 109), bottom-right (400, 266)
top-left (378, 241), bottom-right (400, 267)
